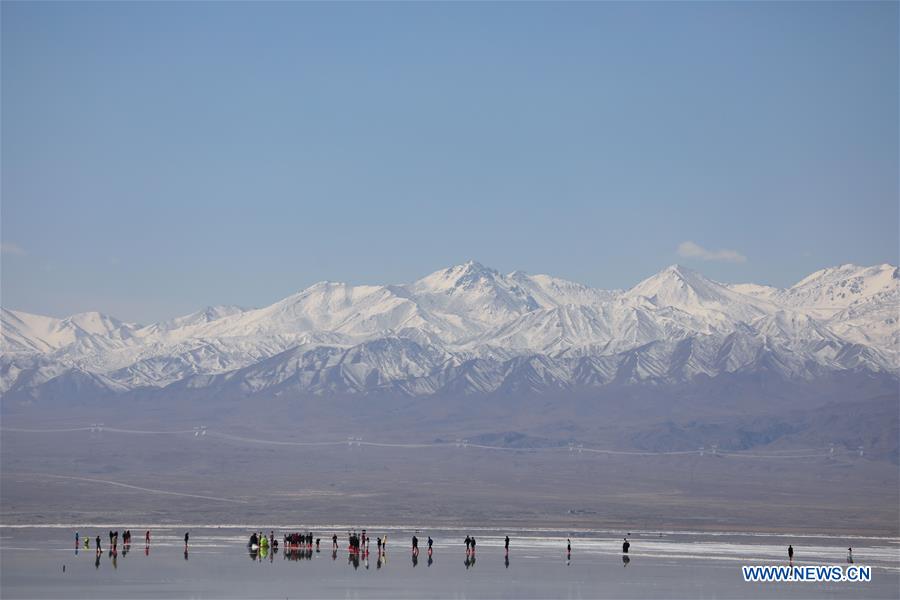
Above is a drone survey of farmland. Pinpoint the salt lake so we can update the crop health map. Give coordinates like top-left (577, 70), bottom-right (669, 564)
top-left (1, 526), bottom-right (897, 598)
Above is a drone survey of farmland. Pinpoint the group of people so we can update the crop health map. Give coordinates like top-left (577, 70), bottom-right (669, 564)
top-left (347, 530), bottom-right (391, 555)
top-left (248, 531), bottom-right (277, 551)
top-left (244, 529), bottom-right (400, 557)
top-left (410, 535), bottom-right (433, 556)
top-left (106, 530), bottom-right (128, 550)
top-left (75, 527), bottom-right (856, 570)
top-left (73, 528), bottom-right (168, 570)
top-left (283, 532), bottom-right (317, 550)
top-left (347, 531), bottom-right (363, 552)
top-left (76, 529), bottom-right (154, 553)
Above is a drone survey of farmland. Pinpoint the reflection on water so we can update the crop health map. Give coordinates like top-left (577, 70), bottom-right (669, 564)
top-left (283, 547), bottom-right (314, 561)
top-left (2, 527), bottom-right (899, 600)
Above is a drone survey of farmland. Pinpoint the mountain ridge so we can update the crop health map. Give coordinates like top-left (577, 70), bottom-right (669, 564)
top-left (2, 262), bottom-right (897, 400)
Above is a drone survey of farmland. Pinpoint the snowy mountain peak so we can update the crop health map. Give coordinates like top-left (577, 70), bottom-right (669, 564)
top-left (625, 264), bottom-right (775, 323)
top-left (774, 263), bottom-right (900, 318)
top-left (629, 264), bottom-right (726, 303)
top-left (416, 260), bottom-right (500, 292)
top-left (62, 311), bottom-right (134, 330)
top-left (791, 263), bottom-right (897, 292)
top-left (661, 263), bottom-right (692, 276)
top-left (147, 305), bottom-right (247, 333)
top-left (2, 261), bottom-right (897, 399)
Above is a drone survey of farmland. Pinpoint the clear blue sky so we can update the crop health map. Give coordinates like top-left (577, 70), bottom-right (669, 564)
top-left (2, 1), bottom-right (897, 323)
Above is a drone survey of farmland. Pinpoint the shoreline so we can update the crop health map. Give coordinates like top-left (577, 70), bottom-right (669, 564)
top-left (2, 523), bottom-right (897, 541)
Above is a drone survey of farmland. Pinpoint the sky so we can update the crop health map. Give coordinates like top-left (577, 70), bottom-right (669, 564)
top-left (2, 1), bottom-right (897, 324)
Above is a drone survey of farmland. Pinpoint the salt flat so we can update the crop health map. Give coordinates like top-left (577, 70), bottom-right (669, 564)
top-left (1, 526), bottom-right (897, 599)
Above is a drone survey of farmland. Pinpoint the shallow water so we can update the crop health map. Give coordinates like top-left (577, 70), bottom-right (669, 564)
top-left (1, 526), bottom-right (898, 598)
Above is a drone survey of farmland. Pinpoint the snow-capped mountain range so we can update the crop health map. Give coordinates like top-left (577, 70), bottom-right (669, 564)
top-left (2, 262), bottom-right (897, 399)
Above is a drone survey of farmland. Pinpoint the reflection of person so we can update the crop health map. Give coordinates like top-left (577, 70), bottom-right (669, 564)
top-left (622, 555), bottom-right (630, 566)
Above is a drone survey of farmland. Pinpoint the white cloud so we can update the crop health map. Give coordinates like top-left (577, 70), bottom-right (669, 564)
top-left (677, 241), bottom-right (747, 263)
top-left (1, 242), bottom-right (26, 256)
